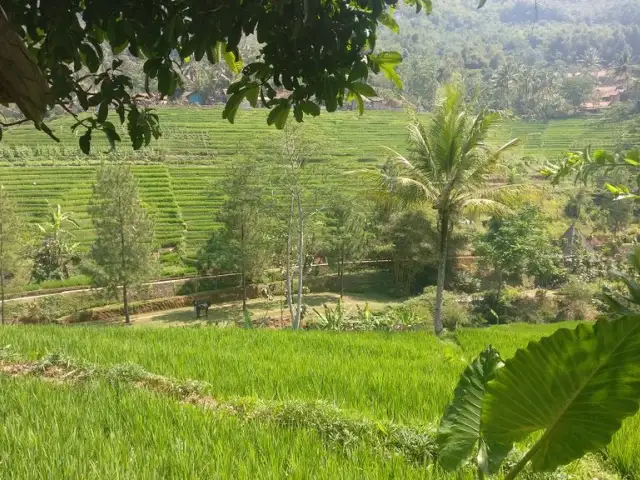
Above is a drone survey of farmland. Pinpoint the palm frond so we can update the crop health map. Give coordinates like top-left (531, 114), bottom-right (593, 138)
top-left (475, 183), bottom-right (540, 206)
top-left (381, 174), bottom-right (438, 205)
top-left (460, 198), bottom-right (513, 219)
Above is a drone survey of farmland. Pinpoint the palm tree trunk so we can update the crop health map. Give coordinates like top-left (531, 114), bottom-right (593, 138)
top-left (433, 210), bottom-right (450, 335)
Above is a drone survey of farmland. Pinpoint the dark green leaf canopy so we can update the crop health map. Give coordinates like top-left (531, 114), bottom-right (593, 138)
top-left (0, 0), bottom-right (445, 150)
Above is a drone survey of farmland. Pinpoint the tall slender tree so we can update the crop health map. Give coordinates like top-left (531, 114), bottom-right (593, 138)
top-left (88, 163), bottom-right (155, 324)
top-left (198, 160), bottom-right (273, 315)
top-left (382, 84), bottom-right (521, 335)
top-left (0, 187), bottom-right (24, 324)
top-left (324, 196), bottom-right (369, 298)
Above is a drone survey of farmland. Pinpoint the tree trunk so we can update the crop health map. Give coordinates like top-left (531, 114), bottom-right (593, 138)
top-left (123, 282), bottom-right (130, 324)
top-left (241, 267), bottom-right (247, 314)
top-left (294, 195), bottom-right (304, 330)
top-left (1, 271), bottom-right (5, 326)
top-left (496, 267), bottom-right (504, 325)
top-left (339, 250), bottom-right (345, 299)
top-left (241, 222), bottom-right (247, 314)
top-left (285, 195), bottom-right (295, 326)
top-left (433, 210), bottom-right (450, 336)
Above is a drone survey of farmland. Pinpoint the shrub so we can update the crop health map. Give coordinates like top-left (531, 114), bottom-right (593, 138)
top-left (555, 276), bottom-right (599, 321)
top-left (408, 287), bottom-right (471, 330)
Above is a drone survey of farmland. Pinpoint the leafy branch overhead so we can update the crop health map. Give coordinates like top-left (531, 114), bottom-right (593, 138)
top-left (0, 0), bottom-right (488, 152)
top-left (542, 147), bottom-right (640, 199)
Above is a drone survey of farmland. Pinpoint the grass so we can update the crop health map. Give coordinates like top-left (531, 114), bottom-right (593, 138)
top-left (0, 322), bottom-right (637, 479)
top-left (0, 377), bottom-right (442, 479)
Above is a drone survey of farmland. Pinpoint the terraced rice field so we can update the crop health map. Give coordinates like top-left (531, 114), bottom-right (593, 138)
top-left (0, 107), bottom-right (637, 271)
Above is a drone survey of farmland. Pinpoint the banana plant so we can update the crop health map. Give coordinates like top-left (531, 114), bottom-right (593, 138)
top-left (312, 299), bottom-right (345, 330)
top-left (438, 315), bottom-right (640, 479)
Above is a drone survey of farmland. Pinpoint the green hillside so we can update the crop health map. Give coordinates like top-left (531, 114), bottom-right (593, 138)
top-left (0, 107), bottom-right (636, 274)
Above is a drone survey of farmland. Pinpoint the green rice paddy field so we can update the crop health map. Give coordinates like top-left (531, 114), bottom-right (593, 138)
top-left (0, 108), bottom-right (637, 274)
top-left (0, 323), bottom-right (637, 478)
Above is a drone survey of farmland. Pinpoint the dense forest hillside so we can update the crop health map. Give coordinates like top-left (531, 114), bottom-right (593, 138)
top-left (379, 0), bottom-right (640, 114)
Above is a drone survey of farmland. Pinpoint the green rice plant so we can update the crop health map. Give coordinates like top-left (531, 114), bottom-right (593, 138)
top-left (0, 377), bottom-right (441, 479)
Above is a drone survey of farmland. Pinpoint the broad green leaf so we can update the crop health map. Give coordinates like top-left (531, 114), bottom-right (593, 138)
top-left (300, 101), bottom-right (320, 117)
top-left (347, 92), bottom-right (364, 116)
top-left (267, 103), bottom-right (291, 130)
top-left (373, 51), bottom-right (402, 64)
top-left (324, 76), bottom-right (338, 112)
top-left (79, 129), bottom-right (92, 155)
top-left (438, 346), bottom-right (508, 473)
top-left (349, 82), bottom-right (377, 98)
top-left (97, 102), bottom-right (108, 123)
top-left (380, 64), bottom-right (403, 89)
top-left (245, 85), bottom-right (259, 108)
top-left (348, 61), bottom-right (368, 83)
top-left (626, 150), bottom-right (640, 163)
top-left (379, 12), bottom-right (399, 33)
top-left (371, 52), bottom-right (403, 89)
top-left (483, 315), bottom-right (640, 473)
top-left (222, 91), bottom-right (246, 124)
top-left (157, 67), bottom-right (175, 95)
top-left (78, 43), bottom-right (100, 73)
top-left (593, 149), bottom-right (610, 165)
top-left (215, 41), bottom-right (243, 74)
top-left (102, 122), bottom-right (121, 151)
top-left (605, 183), bottom-right (620, 194)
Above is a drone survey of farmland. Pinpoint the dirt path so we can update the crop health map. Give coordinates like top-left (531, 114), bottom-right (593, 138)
top-left (128, 292), bottom-right (405, 327)
top-left (5, 273), bottom-right (239, 304)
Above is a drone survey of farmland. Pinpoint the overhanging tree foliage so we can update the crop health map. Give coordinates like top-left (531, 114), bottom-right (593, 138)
top-left (0, 0), bottom-right (448, 151)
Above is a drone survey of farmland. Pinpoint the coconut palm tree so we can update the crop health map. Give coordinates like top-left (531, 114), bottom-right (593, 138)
top-left (382, 84), bottom-right (522, 335)
top-left (613, 49), bottom-right (636, 91)
top-left (491, 61), bottom-right (521, 109)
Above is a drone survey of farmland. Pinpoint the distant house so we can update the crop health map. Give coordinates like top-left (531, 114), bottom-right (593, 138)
top-left (185, 91), bottom-right (206, 105)
top-left (559, 224), bottom-right (592, 258)
top-left (581, 85), bottom-right (625, 113)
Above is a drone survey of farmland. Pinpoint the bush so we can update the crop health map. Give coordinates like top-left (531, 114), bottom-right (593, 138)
top-left (472, 280), bottom-right (600, 325)
top-left (555, 276), bottom-right (599, 321)
top-left (450, 270), bottom-right (482, 294)
top-left (406, 287), bottom-right (471, 330)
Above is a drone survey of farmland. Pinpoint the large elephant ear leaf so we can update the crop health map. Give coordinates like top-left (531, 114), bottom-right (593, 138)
top-left (437, 346), bottom-right (510, 473)
top-left (483, 315), bottom-right (640, 475)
